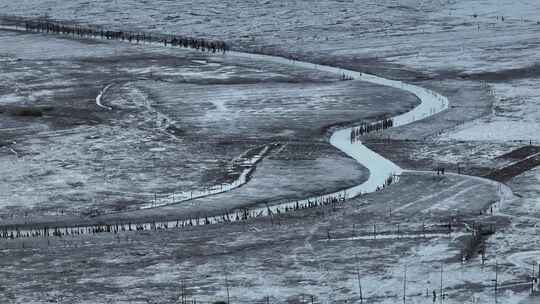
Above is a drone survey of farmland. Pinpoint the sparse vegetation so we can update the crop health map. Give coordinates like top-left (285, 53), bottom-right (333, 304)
top-left (0, 1), bottom-right (539, 303)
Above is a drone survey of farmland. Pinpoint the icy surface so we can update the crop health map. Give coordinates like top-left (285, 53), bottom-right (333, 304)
top-left (442, 79), bottom-right (540, 142)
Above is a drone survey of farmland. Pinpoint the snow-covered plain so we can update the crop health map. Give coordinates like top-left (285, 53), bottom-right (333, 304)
top-left (442, 79), bottom-right (540, 142)
top-left (1, 0), bottom-right (540, 303)
top-left (2, 0), bottom-right (535, 153)
top-left (0, 22), bottom-right (448, 221)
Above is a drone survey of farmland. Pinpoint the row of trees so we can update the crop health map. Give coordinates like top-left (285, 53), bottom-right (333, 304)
top-left (350, 118), bottom-right (394, 142)
top-left (22, 19), bottom-right (228, 53)
top-left (0, 192), bottom-right (348, 240)
top-left (0, 172), bottom-right (402, 241)
top-left (340, 73), bottom-right (353, 81)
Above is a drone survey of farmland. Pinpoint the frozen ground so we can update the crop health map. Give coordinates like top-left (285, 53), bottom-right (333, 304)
top-left (0, 0), bottom-right (538, 76)
top-left (441, 78), bottom-right (540, 142)
top-left (2, 0), bottom-right (534, 167)
top-left (1, 0), bottom-right (540, 303)
top-left (2, 0), bottom-right (539, 164)
top-left (0, 171), bottom-right (524, 304)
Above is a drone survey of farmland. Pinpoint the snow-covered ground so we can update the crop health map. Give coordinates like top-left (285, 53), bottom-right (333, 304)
top-left (3, 28), bottom-right (408, 216)
top-left (226, 49), bottom-right (448, 196)
top-left (0, 22), bottom-right (448, 223)
top-left (3, 0), bottom-right (535, 154)
top-left (1, 1), bottom-right (540, 303)
top-left (0, 170), bottom-right (525, 304)
top-left (442, 79), bottom-right (540, 142)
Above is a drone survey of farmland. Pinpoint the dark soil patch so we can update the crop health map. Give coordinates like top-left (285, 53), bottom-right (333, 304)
top-left (496, 145), bottom-right (540, 160)
top-left (0, 105), bottom-right (54, 117)
top-left (486, 154), bottom-right (540, 182)
top-left (460, 64), bottom-right (540, 82)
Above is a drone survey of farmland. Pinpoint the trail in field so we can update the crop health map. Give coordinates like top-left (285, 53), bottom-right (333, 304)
top-left (507, 251), bottom-right (540, 271)
top-left (95, 83), bottom-right (113, 110)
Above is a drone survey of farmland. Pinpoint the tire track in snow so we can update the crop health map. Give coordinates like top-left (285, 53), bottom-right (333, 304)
top-left (426, 183), bottom-right (482, 213)
top-left (507, 251), bottom-right (540, 271)
top-left (391, 179), bottom-right (469, 213)
top-left (95, 83), bottom-right (113, 110)
top-left (407, 170), bottom-right (515, 214)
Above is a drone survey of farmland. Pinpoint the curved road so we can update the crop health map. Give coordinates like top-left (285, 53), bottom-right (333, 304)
top-left (226, 50), bottom-right (448, 200)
